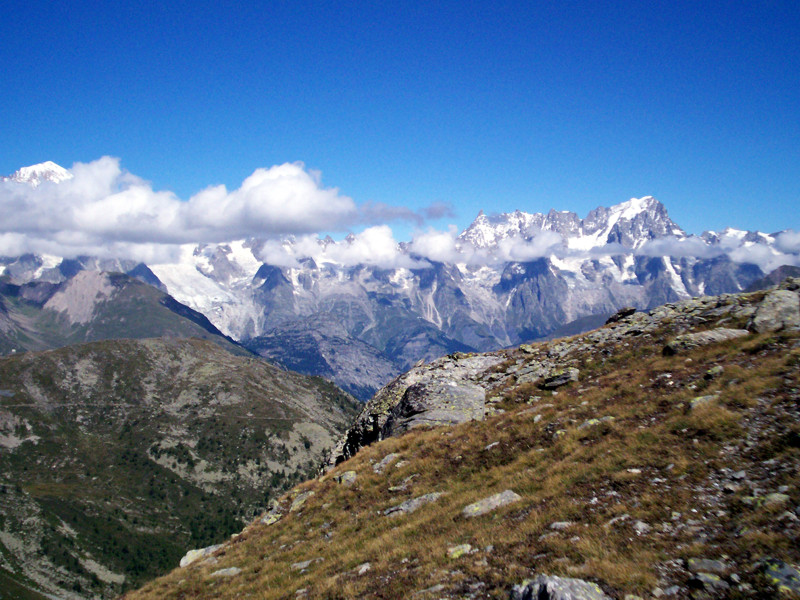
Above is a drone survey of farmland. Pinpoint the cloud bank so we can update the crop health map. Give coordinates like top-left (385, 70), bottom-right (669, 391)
top-left (0, 157), bottom-right (432, 262)
top-left (1, 157), bottom-right (797, 273)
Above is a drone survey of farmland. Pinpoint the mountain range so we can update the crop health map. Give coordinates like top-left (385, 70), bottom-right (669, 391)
top-left (3, 162), bottom-right (796, 400)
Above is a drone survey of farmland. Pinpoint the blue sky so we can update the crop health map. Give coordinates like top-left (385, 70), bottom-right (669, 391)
top-left (2, 0), bottom-right (798, 239)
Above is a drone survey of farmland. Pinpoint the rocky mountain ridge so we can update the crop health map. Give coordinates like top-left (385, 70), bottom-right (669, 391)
top-left (121, 278), bottom-right (800, 599)
top-left (0, 269), bottom-right (243, 356)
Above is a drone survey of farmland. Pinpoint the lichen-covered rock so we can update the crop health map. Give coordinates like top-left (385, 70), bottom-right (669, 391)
top-left (749, 289), bottom-right (800, 332)
top-left (447, 543), bottom-right (473, 558)
top-left (686, 558), bottom-right (729, 575)
top-left (260, 511), bottom-right (282, 526)
top-left (663, 328), bottom-right (750, 355)
top-left (290, 490), bottom-right (314, 512)
top-left (462, 490), bottom-right (522, 518)
top-left (510, 575), bottom-right (611, 600)
top-left (384, 492), bottom-right (443, 517)
top-left (761, 559), bottom-right (800, 594)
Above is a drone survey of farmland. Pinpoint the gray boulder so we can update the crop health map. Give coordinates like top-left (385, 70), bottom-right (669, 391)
top-left (462, 490), bottom-right (522, 518)
top-left (663, 328), bottom-right (750, 355)
top-left (749, 289), bottom-right (800, 332)
top-left (179, 543), bottom-right (223, 568)
top-left (384, 492), bottom-right (443, 517)
top-left (510, 575), bottom-right (610, 600)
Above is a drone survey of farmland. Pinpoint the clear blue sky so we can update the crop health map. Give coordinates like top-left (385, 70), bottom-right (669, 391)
top-left (2, 0), bottom-right (798, 237)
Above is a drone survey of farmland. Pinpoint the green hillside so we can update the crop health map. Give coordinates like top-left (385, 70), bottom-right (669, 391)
top-left (0, 338), bottom-right (360, 599)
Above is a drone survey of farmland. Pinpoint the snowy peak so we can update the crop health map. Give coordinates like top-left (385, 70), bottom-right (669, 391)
top-left (459, 196), bottom-right (684, 251)
top-left (4, 161), bottom-right (73, 187)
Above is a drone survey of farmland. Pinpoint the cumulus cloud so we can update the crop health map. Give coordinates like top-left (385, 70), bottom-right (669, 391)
top-left (4, 156), bottom-right (799, 274)
top-left (0, 157), bottom-right (361, 260)
top-left (409, 226), bottom-right (464, 264)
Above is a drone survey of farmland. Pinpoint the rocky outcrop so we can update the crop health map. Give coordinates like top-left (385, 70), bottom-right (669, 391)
top-left (333, 352), bottom-right (504, 464)
top-left (332, 277), bottom-right (800, 468)
top-left (381, 380), bottom-right (486, 438)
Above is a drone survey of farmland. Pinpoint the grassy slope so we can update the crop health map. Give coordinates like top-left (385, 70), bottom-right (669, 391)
top-left (0, 338), bottom-right (360, 599)
top-left (125, 296), bottom-right (799, 599)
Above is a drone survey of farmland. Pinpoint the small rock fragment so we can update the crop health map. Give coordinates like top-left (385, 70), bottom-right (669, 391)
top-left (334, 470), bottom-right (357, 486)
top-left (462, 490), bottom-right (522, 518)
top-left (180, 544), bottom-right (223, 568)
top-left (540, 368), bottom-right (580, 390)
top-left (447, 544), bottom-right (473, 559)
top-left (210, 567), bottom-right (241, 578)
top-left (687, 558), bottom-right (729, 575)
top-left (373, 453), bottom-right (401, 474)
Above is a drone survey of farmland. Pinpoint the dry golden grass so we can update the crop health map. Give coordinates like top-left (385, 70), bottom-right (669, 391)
top-left (122, 328), bottom-right (800, 600)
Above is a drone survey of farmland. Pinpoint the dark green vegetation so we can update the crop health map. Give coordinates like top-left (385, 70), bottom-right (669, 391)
top-left (0, 338), bottom-right (360, 599)
top-left (125, 286), bottom-right (799, 599)
top-left (0, 271), bottom-right (246, 356)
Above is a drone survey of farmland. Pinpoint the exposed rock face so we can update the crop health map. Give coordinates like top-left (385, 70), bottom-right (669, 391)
top-left (510, 575), bottom-right (611, 600)
top-left (381, 380), bottom-right (486, 438)
top-left (334, 353), bottom-right (505, 464)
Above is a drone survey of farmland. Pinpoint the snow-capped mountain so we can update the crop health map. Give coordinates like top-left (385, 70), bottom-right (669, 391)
top-left (459, 196), bottom-right (685, 250)
top-left (2, 160), bottom-right (73, 186)
top-left (3, 162), bottom-right (796, 399)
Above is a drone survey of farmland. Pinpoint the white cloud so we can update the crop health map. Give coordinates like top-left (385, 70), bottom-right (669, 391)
top-left (495, 230), bottom-right (563, 262)
top-left (256, 226), bottom-right (424, 270)
top-left (775, 230), bottom-right (800, 254)
top-left (409, 226), bottom-right (463, 264)
top-left (0, 157), bottom-right (359, 259)
top-left (636, 236), bottom-right (723, 259)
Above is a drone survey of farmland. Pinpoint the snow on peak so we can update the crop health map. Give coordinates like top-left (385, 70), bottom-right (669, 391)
top-left (5, 161), bottom-right (73, 187)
